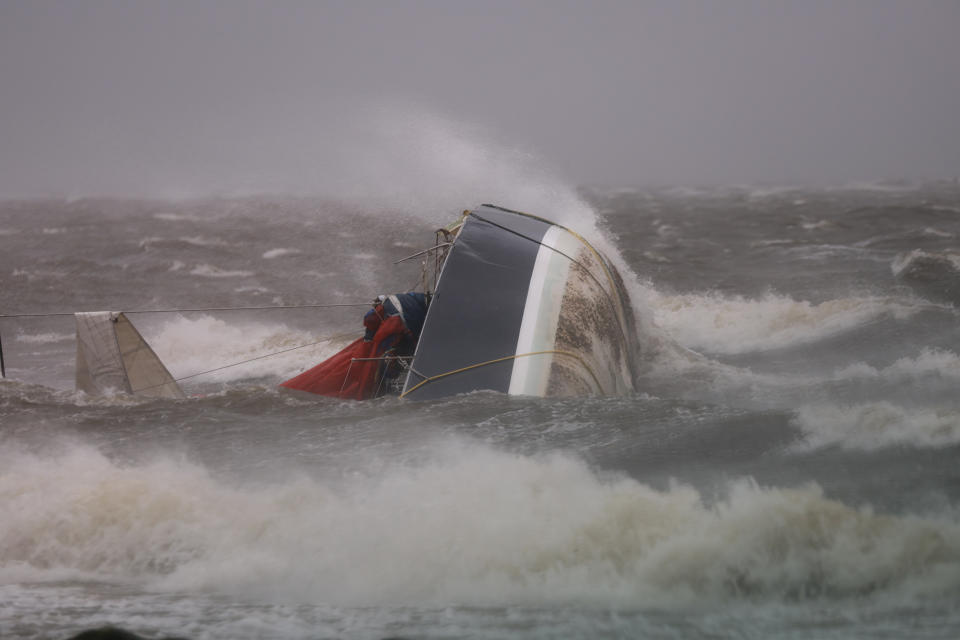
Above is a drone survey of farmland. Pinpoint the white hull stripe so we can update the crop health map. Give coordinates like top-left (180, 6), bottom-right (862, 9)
top-left (509, 225), bottom-right (580, 396)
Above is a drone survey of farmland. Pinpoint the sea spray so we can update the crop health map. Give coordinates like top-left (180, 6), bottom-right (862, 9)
top-left (317, 106), bottom-right (679, 380)
top-left (148, 315), bottom-right (348, 385)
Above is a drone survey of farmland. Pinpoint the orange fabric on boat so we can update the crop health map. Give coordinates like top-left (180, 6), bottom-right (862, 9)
top-left (280, 315), bottom-right (408, 399)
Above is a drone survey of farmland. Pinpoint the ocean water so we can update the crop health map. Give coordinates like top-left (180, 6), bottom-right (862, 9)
top-left (1, 182), bottom-right (959, 639)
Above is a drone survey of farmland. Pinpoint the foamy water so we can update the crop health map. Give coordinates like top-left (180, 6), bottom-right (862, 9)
top-left (2, 177), bottom-right (960, 638)
top-left (795, 402), bottom-right (960, 450)
top-left (148, 315), bottom-right (350, 385)
top-left (651, 292), bottom-right (915, 355)
top-left (14, 332), bottom-right (72, 345)
top-left (262, 248), bottom-right (302, 259)
top-left (189, 264), bottom-right (255, 278)
top-left (3, 441), bottom-right (957, 609)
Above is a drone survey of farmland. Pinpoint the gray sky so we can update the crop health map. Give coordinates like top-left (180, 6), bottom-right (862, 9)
top-left (1, 0), bottom-right (959, 197)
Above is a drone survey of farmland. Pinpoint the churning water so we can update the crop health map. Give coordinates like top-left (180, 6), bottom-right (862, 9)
top-left (2, 180), bottom-right (960, 639)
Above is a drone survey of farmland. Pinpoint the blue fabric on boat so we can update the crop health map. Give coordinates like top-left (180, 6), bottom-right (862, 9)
top-left (363, 292), bottom-right (429, 341)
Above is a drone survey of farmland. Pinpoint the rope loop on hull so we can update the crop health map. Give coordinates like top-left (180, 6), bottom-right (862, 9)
top-left (400, 350), bottom-right (604, 398)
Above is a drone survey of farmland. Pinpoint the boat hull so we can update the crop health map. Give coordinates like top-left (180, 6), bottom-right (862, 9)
top-left (401, 205), bottom-right (638, 399)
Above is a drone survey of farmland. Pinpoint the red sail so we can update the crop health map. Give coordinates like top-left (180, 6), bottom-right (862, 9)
top-left (279, 315), bottom-right (408, 399)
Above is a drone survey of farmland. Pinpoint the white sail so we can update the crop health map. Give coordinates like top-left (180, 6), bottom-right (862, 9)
top-left (75, 312), bottom-right (184, 399)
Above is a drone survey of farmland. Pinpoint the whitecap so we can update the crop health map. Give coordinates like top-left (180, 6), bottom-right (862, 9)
top-left (833, 349), bottom-right (960, 383)
top-left (179, 236), bottom-right (228, 247)
top-left (2, 443), bottom-right (957, 606)
top-left (153, 212), bottom-right (203, 222)
top-left (892, 249), bottom-right (960, 279)
top-left (14, 332), bottom-right (72, 344)
top-left (651, 291), bottom-right (912, 354)
top-left (262, 248), bottom-right (302, 259)
top-left (794, 402), bottom-right (960, 450)
top-left (189, 264), bottom-right (254, 278)
top-left (138, 236), bottom-right (164, 249)
top-left (147, 314), bottom-right (346, 383)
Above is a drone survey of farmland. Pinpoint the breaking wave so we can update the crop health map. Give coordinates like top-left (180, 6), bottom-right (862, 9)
top-left (794, 402), bottom-right (960, 450)
top-left (832, 349), bottom-right (960, 384)
top-left (148, 315), bottom-right (350, 385)
top-left (892, 249), bottom-right (960, 280)
top-left (139, 236), bottom-right (230, 250)
top-left (1, 442), bottom-right (957, 608)
top-left (892, 249), bottom-right (960, 304)
top-left (651, 292), bottom-right (914, 355)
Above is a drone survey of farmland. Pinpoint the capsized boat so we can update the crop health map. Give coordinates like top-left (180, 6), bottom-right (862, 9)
top-left (281, 204), bottom-right (640, 400)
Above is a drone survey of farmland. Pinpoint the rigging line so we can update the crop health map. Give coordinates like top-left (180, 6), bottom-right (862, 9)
top-left (467, 211), bottom-right (632, 351)
top-left (0, 303), bottom-right (371, 319)
top-left (468, 212), bottom-right (619, 306)
top-left (399, 350), bottom-right (604, 398)
top-left (393, 242), bottom-right (452, 265)
top-left (469, 212), bottom-right (583, 272)
top-left (125, 303), bottom-right (371, 314)
top-left (130, 330), bottom-right (358, 393)
top-left (469, 212), bottom-right (622, 305)
top-left (474, 205), bottom-right (628, 301)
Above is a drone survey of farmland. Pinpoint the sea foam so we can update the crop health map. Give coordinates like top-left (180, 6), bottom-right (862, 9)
top-left (14, 332), bottom-right (72, 345)
top-left (189, 264), bottom-right (254, 278)
top-left (651, 292), bottom-right (913, 354)
top-left (795, 402), bottom-right (960, 450)
top-left (147, 315), bottom-right (350, 385)
top-left (262, 248), bottom-right (302, 259)
top-left (1, 441), bottom-right (957, 608)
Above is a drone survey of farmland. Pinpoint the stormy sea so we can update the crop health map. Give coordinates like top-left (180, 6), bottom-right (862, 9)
top-left (2, 181), bottom-right (959, 639)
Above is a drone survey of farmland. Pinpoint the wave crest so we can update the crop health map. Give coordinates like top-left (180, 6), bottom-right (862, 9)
top-left (652, 292), bottom-right (911, 354)
top-left (1, 443), bottom-right (957, 607)
top-left (795, 402), bottom-right (960, 450)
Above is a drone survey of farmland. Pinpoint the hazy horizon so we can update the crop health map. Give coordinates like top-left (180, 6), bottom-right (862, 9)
top-left (2, 1), bottom-right (959, 199)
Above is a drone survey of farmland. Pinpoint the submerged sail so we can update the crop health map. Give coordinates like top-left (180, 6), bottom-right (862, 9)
top-left (75, 312), bottom-right (184, 399)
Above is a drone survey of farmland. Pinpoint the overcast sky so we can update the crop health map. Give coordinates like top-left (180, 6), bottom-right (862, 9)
top-left (1, 0), bottom-right (958, 197)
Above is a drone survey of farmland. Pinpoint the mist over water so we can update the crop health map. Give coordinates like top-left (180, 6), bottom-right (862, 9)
top-left (4, 0), bottom-right (960, 634)
top-left (2, 116), bottom-right (960, 638)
